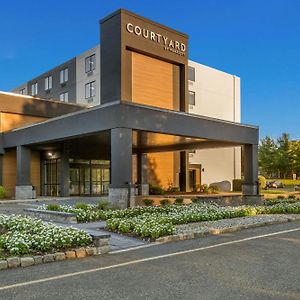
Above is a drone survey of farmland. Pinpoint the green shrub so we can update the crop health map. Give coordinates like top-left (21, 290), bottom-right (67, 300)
top-left (98, 200), bottom-right (109, 210)
top-left (174, 197), bottom-right (184, 205)
top-left (191, 197), bottom-right (199, 203)
top-left (0, 186), bottom-right (6, 199)
top-left (46, 204), bottom-right (61, 211)
top-left (149, 185), bottom-right (165, 195)
top-left (160, 199), bottom-right (170, 206)
top-left (74, 203), bottom-right (88, 210)
top-left (288, 195), bottom-right (296, 200)
top-left (166, 186), bottom-right (180, 193)
top-left (258, 176), bottom-right (267, 190)
top-left (143, 198), bottom-right (154, 206)
top-left (208, 185), bottom-right (220, 194)
top-left (199, 184), bottom-right (209, 193)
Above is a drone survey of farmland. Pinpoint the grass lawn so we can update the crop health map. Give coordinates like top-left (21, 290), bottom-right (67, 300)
top-left (262, 189), bottom-right (287, 195)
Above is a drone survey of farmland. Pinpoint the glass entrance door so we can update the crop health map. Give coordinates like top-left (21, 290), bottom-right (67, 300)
top-left (69, 160), bottom-right (110, 196)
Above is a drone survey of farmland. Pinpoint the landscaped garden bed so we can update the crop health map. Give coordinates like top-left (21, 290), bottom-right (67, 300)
top-left (0, 214), bottom-right (92, 258)
top-left (36, 197), bottom-right (300, 240)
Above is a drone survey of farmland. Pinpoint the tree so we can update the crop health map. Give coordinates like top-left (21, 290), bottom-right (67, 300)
top-left (275, 133), bottom-right (291, 178)
top-left (289, 140), bottom-right (300, 177)
top-left (258, 136), bottom-right (277, 177)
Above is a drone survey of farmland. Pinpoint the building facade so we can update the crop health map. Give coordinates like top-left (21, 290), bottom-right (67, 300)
top-left (3, 9), bottom-right (258, 205)
top-left (12, 48), bottom-right (242, 190)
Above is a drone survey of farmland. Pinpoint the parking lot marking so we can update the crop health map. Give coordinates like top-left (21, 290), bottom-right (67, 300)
top-left (0, 226), bottom-right (300, 291)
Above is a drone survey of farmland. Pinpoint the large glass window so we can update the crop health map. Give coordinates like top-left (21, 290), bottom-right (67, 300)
top-left (188, 66), bottom-right (195, 81)
top-left (44, 158), bottom-right (110, 196)
top-left (85, 54), bottom-right (96, 73)
top-left (44, 159), bottom-right (60, 196)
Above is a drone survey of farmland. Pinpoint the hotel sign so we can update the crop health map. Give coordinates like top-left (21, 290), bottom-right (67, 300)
top-left (126, 23), bottom-right (186, 56)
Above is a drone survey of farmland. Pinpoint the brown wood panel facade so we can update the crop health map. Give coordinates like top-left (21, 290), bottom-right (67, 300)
top-left (2, 149), bottom-right (41, 198)
top-left (0, 112), bottom-right (46, 132)
top-left (0, 112), bottom-right (45, 197)
top-left (131, 51), bottom-right (180, 110)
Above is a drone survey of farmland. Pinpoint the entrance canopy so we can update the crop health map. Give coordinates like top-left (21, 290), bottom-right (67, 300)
top-left (2, 101), bottom-right (258, 149)
top-left (0, 101), bottom-right (259, 201)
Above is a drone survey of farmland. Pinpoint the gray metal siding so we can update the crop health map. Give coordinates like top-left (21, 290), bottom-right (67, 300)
top-left (27, 58), bottom-right (77, 103)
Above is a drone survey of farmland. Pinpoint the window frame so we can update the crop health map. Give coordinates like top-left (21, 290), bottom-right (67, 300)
top-left (188, 66), bottom-right (195, 82)
top-left (85, 81), bottom-right (96, 99)
top-left (59, 91), bottom-right (69, 102)
top-left (189, 91), bottom-right (195, 106)
top-left (85, 54), bottom-right (96, 73)
top-left (45, 75), bottom-right (53, 90)
top-left (31, 82), bottom-right (38, 96)
top-left (60, 68), bottom-right (69, 84)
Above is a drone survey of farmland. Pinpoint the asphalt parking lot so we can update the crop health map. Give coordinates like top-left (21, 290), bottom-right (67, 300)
top-left (0, 220), bottom-right (300, 300)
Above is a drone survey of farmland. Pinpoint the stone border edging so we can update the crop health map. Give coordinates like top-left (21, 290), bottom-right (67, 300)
top-left (155, 217), bottom-right (297, 243)
top-left (0, 235), bottom-right (110, 270)
top-left (24, 208), bottom-right (78, 224)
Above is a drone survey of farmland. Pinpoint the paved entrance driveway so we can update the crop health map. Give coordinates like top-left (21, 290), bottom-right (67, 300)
top-left (0, 221), bottom-right (299, 299)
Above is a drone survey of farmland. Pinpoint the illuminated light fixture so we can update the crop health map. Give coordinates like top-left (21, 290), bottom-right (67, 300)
top-left (47, 152), bottom-right (53, 157)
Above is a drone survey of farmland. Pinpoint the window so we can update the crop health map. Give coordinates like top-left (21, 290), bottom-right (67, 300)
top-left (45, 75), bottom-right (52, 90)
top-left (188, 66), bottom-right (195, 81)
top-left (189, 91), bottom-right (195, 105)
top-left (85, 54), bottom-right (96, 73)
top-left (60, 92), bottom-right (68, 102)
top-left (31, 83), bottom-right (38, 96)
top-left (19, 88), bottom-right (25, 95)
top-left (85, 81), bottom-right (96, 99)
top-left (60, 68), bottom-right (68, 83)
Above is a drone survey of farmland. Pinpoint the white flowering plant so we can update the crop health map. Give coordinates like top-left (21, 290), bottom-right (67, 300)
top-left (38, 201), bottom-right (300, 239)
top-left (0, 214), bottom-right (92, 256)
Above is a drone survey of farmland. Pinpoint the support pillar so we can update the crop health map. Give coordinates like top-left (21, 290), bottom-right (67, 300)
top-left (109, 128), bottom-right (133, 208)
top-left (137, 153), bottom-right (149, 195)
top-left (60, 144), bottom-right (70, 197)
top-left (179, 151), bottom-right (188, 192)
top-left (242, 144), bottom-right (259, 195)
top-left (15, 146), bottom-right (32, 199)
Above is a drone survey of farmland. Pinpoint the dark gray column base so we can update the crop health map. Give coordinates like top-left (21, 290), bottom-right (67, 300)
top-left (15, 185), bottom-right (32, 200)
top-left (108, 187), bottom-right (136, 209)
top-left (138, 184), bottom-right (149, 196)
top-left (242, 195), bottom-right (264, 205)
top-left (242, 184), bottom-right (259, 196)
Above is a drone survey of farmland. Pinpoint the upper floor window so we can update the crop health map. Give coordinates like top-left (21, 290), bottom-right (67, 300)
top-left (188, 66), bottom-right (195, 81)
top-left (85, 54), bottom-right (96, 73)
top-left (19, 88), bottom-right (26, 95)
top-left (60, 91), bottom-right (68, 102)
top-left (31, 83), bottom-right (38, 96)
top-left (45, 75), bottom-right (53, 90)
top-left (60, 68), bottom-right (68, 84)
top-left (189, 91), bottom-right (195, 105)
top-left (85, 81), bottom-right (96, 99)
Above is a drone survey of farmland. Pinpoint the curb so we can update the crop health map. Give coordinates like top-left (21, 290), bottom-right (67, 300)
top-left (155, 217), bottom-right (299, 244)
top-left (0, 242), bottom-right (110, 271)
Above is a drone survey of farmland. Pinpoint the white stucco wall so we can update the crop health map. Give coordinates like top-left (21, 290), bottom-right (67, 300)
top-left (188, 60), bottom-right (241, 187)
top-left (75, 45), bottom-right (101, 105)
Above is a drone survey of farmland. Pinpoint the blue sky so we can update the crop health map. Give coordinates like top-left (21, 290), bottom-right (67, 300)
top-left (0, 0), bottom-right (299, 140)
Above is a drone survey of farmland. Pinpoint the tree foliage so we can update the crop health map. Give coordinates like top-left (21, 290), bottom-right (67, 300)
top-left (259, 133), bottom-right (300, 178)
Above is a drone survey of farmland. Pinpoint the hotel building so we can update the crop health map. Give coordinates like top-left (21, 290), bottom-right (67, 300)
top-left (2, 9), bottom-right (258, 206)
